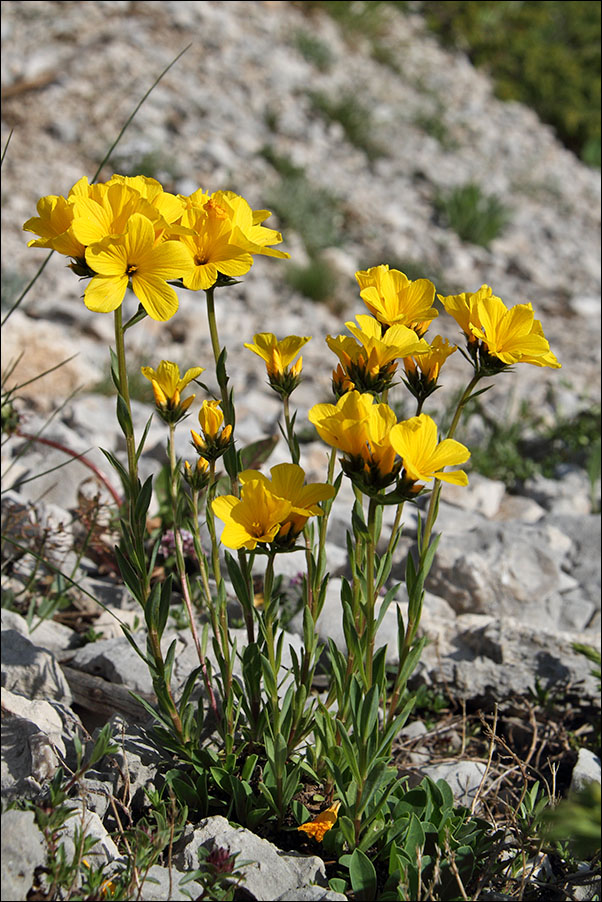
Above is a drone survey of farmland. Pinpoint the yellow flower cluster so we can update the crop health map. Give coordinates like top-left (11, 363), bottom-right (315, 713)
top-left (309, 391), bottom-right (470, 495)
top-left (439, 284), bottom-right (561, 371)
top-left (23, 175), bottom-right (289, 321)
top-left (326, 265), bottom-right (452, 398)
top-left (212, 463), bottom-right (335, 551)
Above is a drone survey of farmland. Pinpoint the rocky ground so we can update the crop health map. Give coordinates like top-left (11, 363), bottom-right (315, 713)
top-left (1, 2), bottom-right (601, 899)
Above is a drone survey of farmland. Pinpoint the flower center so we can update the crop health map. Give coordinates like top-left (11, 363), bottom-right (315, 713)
top-left (126, 264), bottom-right (138, 276)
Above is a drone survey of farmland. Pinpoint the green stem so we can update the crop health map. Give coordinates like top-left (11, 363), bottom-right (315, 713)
top-left (387, 373), bottom-right (482, 725)
top-left (364, 497), bottom-right (378, 687)
top-left (190, 489), bottom-right (216, 617)
top-left (113, 307), bottom-right (138, 488)
top-left (113, 310), bottom-right (184, 743)
top-left (419, 373), bottom-right (481, 564)
top-left (263, 552), bottom-right (279, 725)
top-left (282, 395), bottom-right (299, 464)
top-left (169, 426), bottom-right (219, 721)
top-left (205, 286), bottom-right (231, 423)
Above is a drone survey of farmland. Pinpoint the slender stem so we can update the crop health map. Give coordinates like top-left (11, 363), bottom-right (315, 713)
top-left (263, 553), bottom-right (278, 724)
top-left (206, 462), bottom-right (223, 586)
top-left (112, 309), bottom-right (184, 743)
top-left (113, 307), bottom-right (138, 488)
top-left (387, 373), bottom-right (483, 725)
top-left (364, 497), bottom-right (378, 687)
top-left (189, 489), bottom-right (216, 615)
top-left (237, 549), bottom-right (256, 646)
top-left (282, 395), bottom-right (299, 465)
top-left (419, 373), bottom-right (481, 563)
top-left (383, 502), bottom-right (404, 562)
top-left (205, 286), bottom-right (231, 423)
top-left (169, 426), bottom-right (219, 720)
top-left (1, 251), bottom-right (54, 327)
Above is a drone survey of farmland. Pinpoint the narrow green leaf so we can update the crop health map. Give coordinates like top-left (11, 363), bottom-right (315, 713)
top-left (116, 393), bottom-right (133, 437)
top-left (134, 474), bottom-right (154, 524)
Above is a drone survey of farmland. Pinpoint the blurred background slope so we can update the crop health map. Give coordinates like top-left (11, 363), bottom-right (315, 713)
top-left (1, 0), bottom-right (600, 488)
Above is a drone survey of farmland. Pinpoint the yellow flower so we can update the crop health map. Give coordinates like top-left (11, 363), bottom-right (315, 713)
top-left (438, 286), bottom-right (485, 339)
top-left (244, 332), bottom-right (310, 397)
top-left (177, 198), bottom-right (254, 290)
top-left (244, 333), bottom-right (310, 375)
top-left (471, 296), bottom-right (561, 368)
top-left (191, 400), bottom-right (232, 462)
top-left (309, 391), bottom-right (399, 487)
top-left (84, 213), bottom-right (193, 320)
top-left (107, 174), bottom-right (186, 225)
top-left (327, 314), bottom-right (424, 394)
top-left (71, 181), bottom-right (166, 247)
top-left (212, 480), bottom-right (293, 550)
top-left (405, 335), bottom-right (456, 381)
top-left (23, 194), bottom-right (85, 258)
top-left (439, 285), bottom-right (561, 370)
top-left (141, 360), bottom-right (203, 424)
top-left (389, 414), bottom-right (470, 486)
top-left (309, 391), bottom-right (376, 458)
top-left (356, 265), bottom-right (438, 332)
top-left (212, 191), bottom-right (290, 259)
top-left (297, 801), bottom-right (341, 842)
top-left (198, 400), bottom-right (224, 439)
top-left (403, 335), bottom-right (457, 402)
top-left (239, 463), bottom-right (335, 539)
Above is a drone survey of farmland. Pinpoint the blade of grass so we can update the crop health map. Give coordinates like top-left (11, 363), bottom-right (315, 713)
top-left (1, 44), bottom-right (192, 327)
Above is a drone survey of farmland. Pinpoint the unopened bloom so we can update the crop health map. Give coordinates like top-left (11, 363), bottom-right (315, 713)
top-left (297, 801), bottom-right (341, 842)
top-left (191, 400), bottom-right (232, 461)
top-left (141, 360), bottom-right (203, 422)
top-left (327, 314), bottom-right (423, 395)
top-left (198, 400), bottom-right (225, 439)
top-left (439, 285), bottom-right (561, 372)
top-left (244, 333), bottom-right (310, 397)
top-left (356, 265), bottom-right (438, 332)
top-left (183, 457), bottom-right (210, 492)
top-left (403, 335), bottom-right (457, 403)
top-left (84, 213), bottom-right (192, 320)
top-left (390, 414), bottom-right (470, 488)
